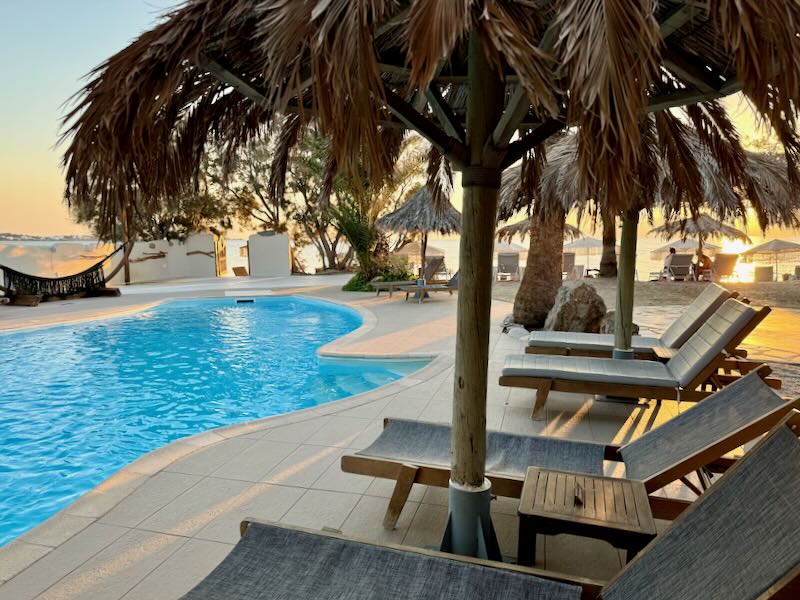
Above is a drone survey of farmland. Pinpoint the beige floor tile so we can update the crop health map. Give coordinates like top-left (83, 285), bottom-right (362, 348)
top-left (402, 503), bottom-right (448, 548)
top-left (304, 416), bottom-right (373, 447)
top-left (209, 439), bottom-right (299, 482)
top-left (38, 529), bottom-right (186, 600)
top-left (122, 538), bottom-right (232, 600)
top-left (500, 407), bottom-right (549, 435)
top-left (279, 489), bottom-right (361, 530)
top-left (492, 512), bottom-right (520, 560)
top-left (137, 477), bottom-right (254, 537)
top-left (335, 398), bottom-right (392, 419)
top-left (257, 416), bottom-right (332, 442)
top-left (363, 478), bottom-right (426, 503)
top-left (340, 495), bottom-right (419, 544)
top-left (311, 455), bottom-right (374, 494)
top-left (347, 418), bottom-right (385, 450)
top-left (379, 395), bottom-right (431, 419)
top-left (65, 472), bottom-right (149, 519)
top-left (544, 534), bottom-right (623, 579)
top-left (163, 438), bottom-right (254, 476)
top-left (0, 524), bottom-right (128, 600)
top-left (20, 513), bottom-right (96, 548)
top-left (263, 444), bottom-right (344, 487)
top-left (194, 483), bottom-right (304, 543)
top-left (0, 540), bottom-right (51, 581)
top-left (100, 472), bottom-right (203, 528)
top-left (421, 486), bottom-right (449, 506)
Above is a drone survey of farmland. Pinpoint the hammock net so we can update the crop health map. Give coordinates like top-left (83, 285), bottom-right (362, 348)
top-left (1, 245), bottom-right (125, 299)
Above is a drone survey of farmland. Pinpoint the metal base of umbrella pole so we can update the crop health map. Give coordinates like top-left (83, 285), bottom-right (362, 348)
top-left (440, 479), bottom-right (501, 560)
top-left (597, 348), bottom-right (639, 404)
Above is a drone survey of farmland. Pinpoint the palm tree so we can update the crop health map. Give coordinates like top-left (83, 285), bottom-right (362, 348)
top-left (502, 123), bottom-right (800, 329)
top-left (598, 210), bottom-right (618, 277)
top-left (61, 1), bottom-right (800, 559)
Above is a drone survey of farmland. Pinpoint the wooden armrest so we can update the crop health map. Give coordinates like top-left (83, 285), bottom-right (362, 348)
top-left (652, 346), bottom-right (675, 361)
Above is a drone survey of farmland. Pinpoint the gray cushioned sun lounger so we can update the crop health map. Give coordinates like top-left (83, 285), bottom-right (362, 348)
top-left (182, 521), bottom-right (586, 599)
top-left (502, 299), bottom-right (767, 418)
top-left (342, 368), bottom-right (795, 528)
top-left (526, 283), bottom-right (732, 357)
top-left (184, 417), bottom-right (800, 600)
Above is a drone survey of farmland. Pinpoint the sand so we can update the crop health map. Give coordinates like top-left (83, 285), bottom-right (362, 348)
top-left (492, 278), bottom-right (800, 309)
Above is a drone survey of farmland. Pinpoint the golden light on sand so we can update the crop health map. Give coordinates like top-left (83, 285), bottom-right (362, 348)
top-left (719, 240), bottom-right (754, 282)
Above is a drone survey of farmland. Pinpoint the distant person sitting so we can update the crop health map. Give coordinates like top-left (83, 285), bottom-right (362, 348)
top-left (693, 250), bottom-right (713, 280)
top-left (661, 247), bottom-right (676, 279)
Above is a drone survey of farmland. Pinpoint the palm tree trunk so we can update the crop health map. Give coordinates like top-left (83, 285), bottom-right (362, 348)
top-left (513, 206), bottom-right (566, 329)
top-left (599, 209), bottom-right (618, 278)
top-left (420, 232), bottom-right (428, 280)
top-left (613, 209), bottom-right (639, 353)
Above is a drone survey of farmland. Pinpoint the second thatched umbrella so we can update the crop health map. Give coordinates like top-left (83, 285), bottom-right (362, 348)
top-left (377, 187), bottom-right (461, 280)
top-left (649, 214), bottom-right (752, 255)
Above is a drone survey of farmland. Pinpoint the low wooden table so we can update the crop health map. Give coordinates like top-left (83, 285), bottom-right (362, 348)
top-left (517, 467), bottom-right (657, 566)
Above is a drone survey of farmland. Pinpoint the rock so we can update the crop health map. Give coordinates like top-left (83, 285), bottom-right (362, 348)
top-left (600, 311), bottom-right (640, 335)
top-left (543, 283), bottom-right (607, 333)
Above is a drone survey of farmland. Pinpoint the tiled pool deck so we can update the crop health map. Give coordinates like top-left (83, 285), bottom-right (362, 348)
top-left (0, 276), bottom-right (796, 599)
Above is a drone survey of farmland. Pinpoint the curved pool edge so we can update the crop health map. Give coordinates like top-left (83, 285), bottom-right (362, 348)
top-left (0, 339), bottom-right (451, 575)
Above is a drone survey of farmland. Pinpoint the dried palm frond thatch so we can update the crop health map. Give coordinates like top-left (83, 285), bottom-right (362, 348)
top-left (376, 187), bottom-right (461, 236)
top-left (60, 1), bottom-right (800, 235)
top-left (649, 213), bottom-right (752, 245)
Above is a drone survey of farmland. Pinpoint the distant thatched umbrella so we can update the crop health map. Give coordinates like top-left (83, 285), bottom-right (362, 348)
top-left (377, 187), bottom-right (461, 278)
top-left (496, 219), bottom-right (581, 243)
top-left (742, 239), bottom-right (800, 279)
top-left (649, 214), bottom-right (752, 255)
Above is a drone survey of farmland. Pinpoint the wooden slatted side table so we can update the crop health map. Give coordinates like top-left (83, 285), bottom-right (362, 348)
top-left (517, 467), bottom-right (657, 566)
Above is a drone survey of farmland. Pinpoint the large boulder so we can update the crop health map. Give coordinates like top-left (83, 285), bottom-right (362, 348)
top-left (543, 283), bottom-right (607, 333)
top-left (600, 311), bottom-right (640, 335)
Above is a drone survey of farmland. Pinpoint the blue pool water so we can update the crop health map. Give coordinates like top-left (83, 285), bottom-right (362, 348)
top-left (0, 296), bottom-right (428, 547)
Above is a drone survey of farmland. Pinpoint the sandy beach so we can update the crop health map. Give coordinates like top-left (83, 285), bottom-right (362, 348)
top-left (493, 278), bottom-right (800, 309)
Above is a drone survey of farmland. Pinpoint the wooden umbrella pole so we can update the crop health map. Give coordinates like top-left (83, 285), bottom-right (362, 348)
top-left (613, 208), bottom-right (640, 356)
top-left (442, 31), bottom-right (504, 560)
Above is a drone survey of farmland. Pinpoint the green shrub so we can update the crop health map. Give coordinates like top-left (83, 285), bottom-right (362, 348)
top-left (341, 258), bottom-right (414, 292)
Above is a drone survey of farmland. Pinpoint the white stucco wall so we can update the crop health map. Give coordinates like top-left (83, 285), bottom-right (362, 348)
top-left (106, 233), bottom-right (219, 284)
top-left (247, 232), bottom-right (290, 277)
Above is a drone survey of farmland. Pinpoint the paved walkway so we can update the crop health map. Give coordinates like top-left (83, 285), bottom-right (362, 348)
top-left (0, 278), bottom-right (791, 599)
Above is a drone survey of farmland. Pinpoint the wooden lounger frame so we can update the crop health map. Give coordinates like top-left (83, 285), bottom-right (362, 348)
top-left (506, 306), bottom-right (772, 419)
top-left (372, 280), bottom-right (416, 297)
top-left (340, 394), bottom-right (798, 531)
top-left (401, 284), bottom-right (456, 303)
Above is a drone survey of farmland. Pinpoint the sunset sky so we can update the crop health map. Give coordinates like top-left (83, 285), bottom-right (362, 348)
top-left (0, 2), bottom-right (787, 239)
top-left (0, 1), bottom-right (171, 235)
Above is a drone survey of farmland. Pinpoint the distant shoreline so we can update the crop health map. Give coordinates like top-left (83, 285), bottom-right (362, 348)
top-left (0, 234), bottom-right (96, 242)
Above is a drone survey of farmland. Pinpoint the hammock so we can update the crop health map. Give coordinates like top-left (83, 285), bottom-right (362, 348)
top-left (1, 245), bottom-right (126, 300)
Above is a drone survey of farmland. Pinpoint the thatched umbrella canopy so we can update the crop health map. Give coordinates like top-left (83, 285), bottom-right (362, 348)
top-left (377, 187), bottom-right (461, 277)
top-left (61, 0), bottom-right (800, 559)
top-left (649, 213), bottom-right (752, 255)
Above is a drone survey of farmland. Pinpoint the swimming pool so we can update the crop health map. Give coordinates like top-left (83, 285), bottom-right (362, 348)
top-left (0, 296), bottom-right (428, 547)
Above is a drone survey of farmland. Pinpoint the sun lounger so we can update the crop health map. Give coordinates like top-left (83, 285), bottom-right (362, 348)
top-left (501, 299), bottom-right (770, 418)
top-left (401, 272), bottom-right (459, 304)
top-left (342, 368), bottom-right (794, 528)
top-left (185, 415), bottom-right (800, 600)
top-left (667, 253), bottom-right (694, 280)
top-left (704, 253), bottom-right (738, 282)
top-left (561, 252), bottom-right (575, 280)
top-left (372, 256), bottom-right (445, 297)
top-left (526, 283), bottom-right (734, 358)
top-left (497, 252), bottom-right (520, 281)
